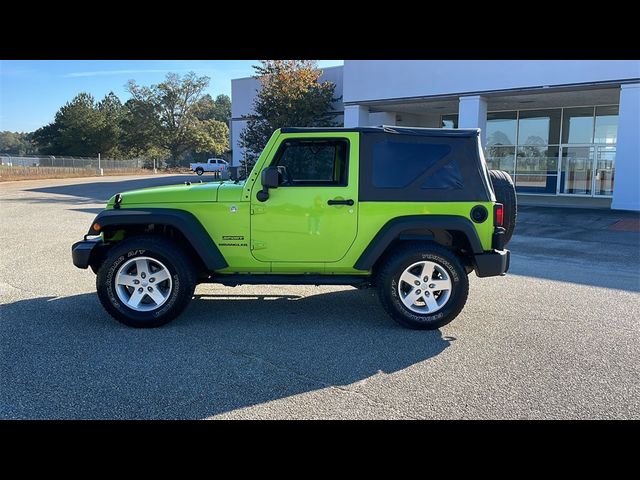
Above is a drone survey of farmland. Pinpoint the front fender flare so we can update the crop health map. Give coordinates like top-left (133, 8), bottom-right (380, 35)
top-left (89, 208), bottom-right (228, 270)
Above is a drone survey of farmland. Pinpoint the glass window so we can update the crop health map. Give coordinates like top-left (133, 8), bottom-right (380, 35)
top-left (486, 146), bottom-right (515, 174)
top-left (518, 109), bottom-right (561, 145)
top-left (562, 107), bottom-right (594, 144)
top-left (372, 141), bottom-right (452, 188)
top-left (594, 106), bottom-right (619, 144)
top-left (487, 111), bottom-right (517, 146)
top-left (441, 114), bottom-right (458, 128)
top-left (516, 146), bottom-right (559, 174)
top-left (274, 139), bottom-right (348, 185)
top-left (515, 146), bottom-right (559, 194)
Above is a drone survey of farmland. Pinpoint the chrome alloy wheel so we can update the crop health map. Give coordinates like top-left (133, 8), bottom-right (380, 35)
top-left (114, 257), bottom-right (172, 312)
top-left (397, 260), bottom-right (452, 314)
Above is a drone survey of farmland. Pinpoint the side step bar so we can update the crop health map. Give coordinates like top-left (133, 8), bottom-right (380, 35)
top-left (205, 274), bottom-right (371, 288)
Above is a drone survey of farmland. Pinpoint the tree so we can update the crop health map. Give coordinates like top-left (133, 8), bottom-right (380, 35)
top-left (126, 72), bottom-right (228, 167)
top-left (32, 92), bottom-right (125, 157)
top-left (27, 73), bottom-right (229, 165)
top-left (33, 93), bottom-right (97, 156)
top-left (96, 92), bottom-right (125, 157)
top-left (195, 94), bottom-right (231, 124)
top-left (239, 60), bottom-right (338, 171)
top-left (0, 131), bottom-right (36, 155)
top-left (120, 97), bottom-right (165, 159)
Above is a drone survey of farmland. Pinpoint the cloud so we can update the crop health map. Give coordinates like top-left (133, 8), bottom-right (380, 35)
top-left (0, 67), bottom-right (40, 78)
top-left (63, 68), bottom-right (197, 78)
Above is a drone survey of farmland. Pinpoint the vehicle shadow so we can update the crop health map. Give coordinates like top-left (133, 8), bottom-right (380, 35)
top-left (0, 289), bottom-right (452, 419)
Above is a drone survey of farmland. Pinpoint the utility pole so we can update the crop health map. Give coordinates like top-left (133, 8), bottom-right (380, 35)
top-left (98, 152), bottom-right (103, 176)
top-left (153, 158), bottom-right (157, 174)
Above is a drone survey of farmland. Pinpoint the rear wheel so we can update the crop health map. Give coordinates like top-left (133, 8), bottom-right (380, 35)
top-left (96, 235), bottom-right (196, 328)
top-left (489, 169), bottom-right (517, 245)
top-left (376, 243), bottom-right (469, 330)
top-left (195, 167), bottom-right (204, 176)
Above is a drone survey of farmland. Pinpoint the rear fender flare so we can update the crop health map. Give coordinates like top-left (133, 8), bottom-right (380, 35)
top-left (354, 215), bottom-right (483, 271)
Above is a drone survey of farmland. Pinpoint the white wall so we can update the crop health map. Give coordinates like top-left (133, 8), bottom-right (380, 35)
top-left (368, 111), bottom-right (396, 126)
top-left (230, 119), bottom-right (248, 166)
top-left (343, 60), bottom-right (640, 103)
top-left (231, 76), bottom-right (261, 119)
top-left (363, 111), bottom-right (442, 127)
top-left (612, 84), bottom-right (640, 211)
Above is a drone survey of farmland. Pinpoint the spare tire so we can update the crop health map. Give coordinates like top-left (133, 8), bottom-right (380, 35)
top-left (488, 170), bottom-right (517, 245)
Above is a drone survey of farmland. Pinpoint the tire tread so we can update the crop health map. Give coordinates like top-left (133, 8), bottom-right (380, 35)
top-left (96, 235), bottom-right (196, 328)
top-left (376, 242), bottom-right (469, 330)
top-left (489, 169), bottom-right (517, 245)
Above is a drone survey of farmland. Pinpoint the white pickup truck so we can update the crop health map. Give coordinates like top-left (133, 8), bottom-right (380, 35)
top-left (189, 158), bottom-right (229, 176)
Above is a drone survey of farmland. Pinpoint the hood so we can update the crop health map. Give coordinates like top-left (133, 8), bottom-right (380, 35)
top-left (106, 181), bottom-right (225, 207)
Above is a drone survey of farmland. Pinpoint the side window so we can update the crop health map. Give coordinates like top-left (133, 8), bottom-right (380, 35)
top-left (372, 141), bottom-right (462, 189)
top-left (273, 139), bottom-right (349, 186)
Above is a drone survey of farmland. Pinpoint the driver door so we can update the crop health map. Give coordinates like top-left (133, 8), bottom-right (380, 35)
top-left (250, 134), bottom-right (359, 263)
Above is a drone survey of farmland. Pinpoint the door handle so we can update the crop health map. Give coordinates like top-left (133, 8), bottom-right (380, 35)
top-left (327, 199), bottom-right (354, 206)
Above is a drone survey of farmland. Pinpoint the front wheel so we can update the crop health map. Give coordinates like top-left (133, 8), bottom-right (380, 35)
top-left (376, 243), bottom-right (469, 330)
top-left (195, 167), bottom-right (204, 176)
top-left (96, 235), bottom-right (196, 328)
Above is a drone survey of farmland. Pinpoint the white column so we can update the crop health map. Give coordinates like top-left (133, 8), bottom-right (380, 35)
top-left (344, 105), bottom-right (369, 127)
top-left (458, 95), bottom-right (488, 148)
top-left (612, 83), bottom-right (640, 211)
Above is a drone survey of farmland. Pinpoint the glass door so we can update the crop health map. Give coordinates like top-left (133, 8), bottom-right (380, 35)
top-left (559, 146), bottom-right (594, 195)
top-left (558, 105), bottom-right (617, 198)
top-left (594, 146), bottom-right (615, 196)
top-left (559, 145), bottom-right (615, 197)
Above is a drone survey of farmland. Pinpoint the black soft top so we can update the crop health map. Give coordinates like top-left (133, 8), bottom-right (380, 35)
top-left (282, 125), bottom-right (491, 202)
top-left (281, 125), bottom-right (480, 138)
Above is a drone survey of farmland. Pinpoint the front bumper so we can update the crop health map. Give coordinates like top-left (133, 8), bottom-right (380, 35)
top-left (473, 249), bottom-right (510, 278)
top-left (71, 237), bottom-right (102, 269)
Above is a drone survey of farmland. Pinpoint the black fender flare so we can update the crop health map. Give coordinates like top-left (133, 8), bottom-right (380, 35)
top-left (353, 215), bottom-right (483, 271)
top-left (88, 208), bottom-right (228, 270)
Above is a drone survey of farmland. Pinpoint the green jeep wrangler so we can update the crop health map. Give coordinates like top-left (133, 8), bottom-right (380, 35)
top-left (72, 126), bottom-right (516, 330)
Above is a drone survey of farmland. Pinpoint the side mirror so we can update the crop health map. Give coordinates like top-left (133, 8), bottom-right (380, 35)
top-left (262, 166), bottom-right (280, 189)
top-left (257, 166), bottom-right (280, 202)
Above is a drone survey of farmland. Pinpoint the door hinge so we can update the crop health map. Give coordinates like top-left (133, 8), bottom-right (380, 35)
top-left (251, 206), bottom-right (266, 215)
top-left (251, 240), bottom-right (266, 250)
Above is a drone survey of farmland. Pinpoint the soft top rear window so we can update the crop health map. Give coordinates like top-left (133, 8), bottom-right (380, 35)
top-left (372, 142), bottom-right (456, 188)
top-left (359, 132), bottom-right (491, 202)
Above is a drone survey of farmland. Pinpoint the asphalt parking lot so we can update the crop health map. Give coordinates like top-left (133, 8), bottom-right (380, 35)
top-left (1, 174), bottom-right (639, 419)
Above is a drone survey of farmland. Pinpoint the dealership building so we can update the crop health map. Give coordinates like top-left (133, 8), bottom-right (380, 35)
top-left (231, 61), bottom-right (640, 211)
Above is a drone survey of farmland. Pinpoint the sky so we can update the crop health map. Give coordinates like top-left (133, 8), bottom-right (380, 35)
top-left (0, 60), bottom-right (343, 133)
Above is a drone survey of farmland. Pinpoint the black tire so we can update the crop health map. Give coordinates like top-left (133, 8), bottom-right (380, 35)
top-left (96, 235), bottom-right (196, 328)
top-left (195, 168), bottom-right (204, 176)
top-left (489, 169), bottom-right (517, 245)
top-left (376, 242), bottom-right (469, 330)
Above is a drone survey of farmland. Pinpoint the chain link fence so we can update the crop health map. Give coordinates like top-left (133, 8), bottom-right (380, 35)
top-left (0, 155), bottom-right (150, 180)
